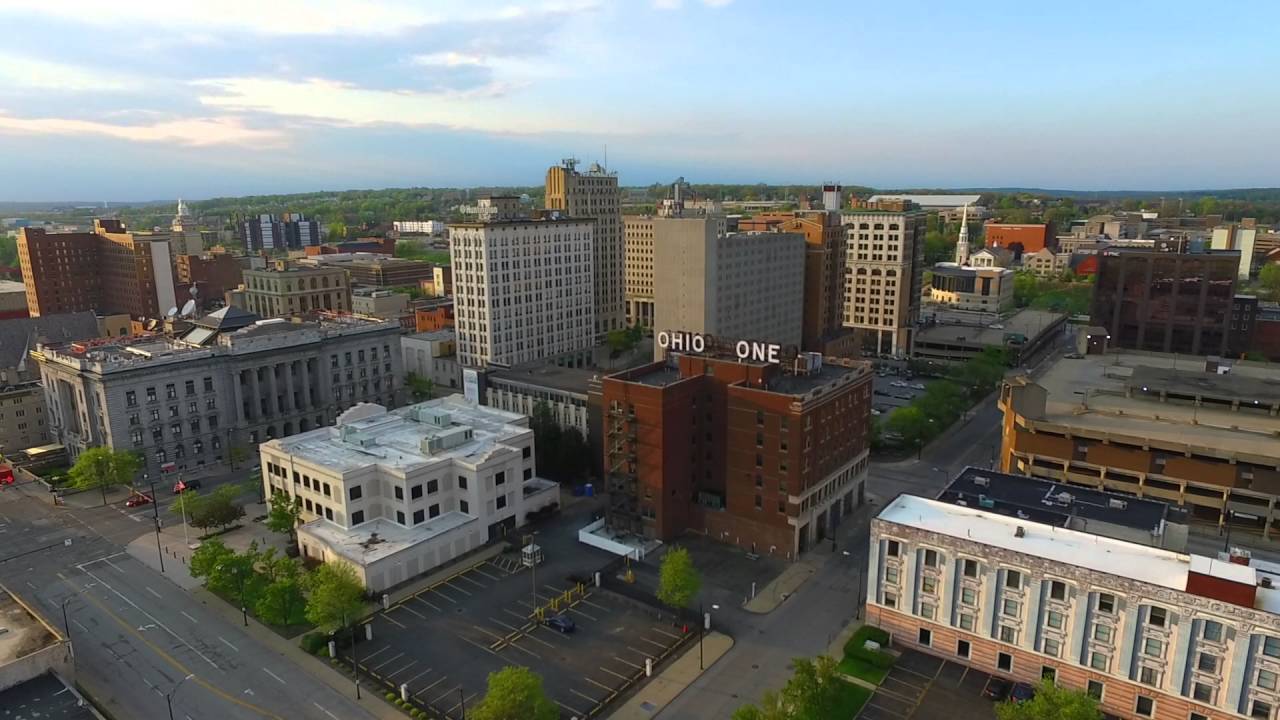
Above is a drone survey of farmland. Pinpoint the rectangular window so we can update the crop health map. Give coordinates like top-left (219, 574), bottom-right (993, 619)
top-left (923, 549), bottom-right (938, 567)
top-left (1259, 668), bottom-right (1278, 691)
top-left (1046, 610), bottom-right (1064, 630)
top-left (957, 639), bottom-right (970, 658)
top-left (1005, 570), bottom-right (1021, 589)
top-left (413, 509), bottom-right (425, 524)
top-left (917, 628), bottom-right (931, 646)
top-left (958, 613), bottom-right (974, 631)
top-left (322, 483), bottom-right (330, 497)
top-left (1199, 653), bottom-right (1219, 674)
top-left (427, 479), bottom-right (439, 494)
top-left (459, 500), bottom-right (469, 514)
top-left (396, 510), bottom-right (405, 524)
top-left (1002, 598), bottom-right (1020, 617)
top-left (1086, 680), bottom-right (1103, 701)
top-left (496, 495), bottom-right (507, 510)
top-left (1253, 701), bottom-right (1273, 720)
top-left (1192, 683), bottom-right (1213, 703)
top-left (1143, 637), bottom-right (1163, 657)
top-left (394, 486), bottom-right (404, 500)
top-left (494, 471), bottom-right (505, 486)
top-left (1139, 666), bottom-right (1160, 686)
top-left (458, 475), bottom-right (467, 490)
top-left (997, 652), bottom-right (1012, 672)
top-left (1041, 666), bottom-right (1056, 684)
top-left (1097, 593), bottom-right (1115, 614)
top-left (1049, 580), bottom-right (1066, 601)
top-left (411, 484), bottom-right (423, 499)
top-left (1203, 620), bottom-right (1223, 642)
top-left (350, 510), bottom-right (365, 525)
top-left (1148, 607), bottom-right (1167, 628)
top-left (999, 626), bottom-right (1017, 644)
top-left (1190, 714), bottom-right (1209, 720)
top-left (1094, 624), bottom-right (1113, 643)
top-left (429, 504), bottom-right (440, 519)
top-left (961, 587), bottom-right (976, 605)
top-left (921, 576), bottom-right (936, 594)
top-left (524, 467), bottom-right (533, 481)
top-left (1090, 652), bottom-right (1108, 671)
top-left (883, 593), bottom-right (897, 608)
top-left (962, 558), bottom-right (978, 577)
top-left (1264, 636), bottom-right (1280, 658)
top-left (920, 603), bottom-right (936, 620)
top-left (324, 507), bottom-right (333, 521)
top-left (886, 540), bottom-right (900, 557)
top-left (884, 566), bottom-right (899, 584)
top-left (349, 485), bottom-right (362, 501)
top-left (522, 446), bottom-right (531, 459)
top-left (1042, 638), bottom-right (1060, 657)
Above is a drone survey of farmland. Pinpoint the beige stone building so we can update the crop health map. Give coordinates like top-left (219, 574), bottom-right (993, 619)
top-left (1022, 247), bottom-right (1071, 277)
top-left (928, 264), bottom-right (1015, 313)
top-left (842, 201), bottom-right (927, 356)
top-left (546, 159), bottom-right (624, 337)
top-left (652, 231), bottom-right (805, 358)
top-left (624, 214), bottom-right (725, 328)
top-left (351, 288), bottom-right (409, 320)
top-left (237, 261), bottom-right (351, 318)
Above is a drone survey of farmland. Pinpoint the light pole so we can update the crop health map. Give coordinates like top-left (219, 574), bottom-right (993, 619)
top-left (217, 563), bottom-right (249, 626)
top-left (147, 476), bottom-right (165, 573)
top-left (165, 673), bottom-right (195, 720)
top-left (60, 582), bottom-right (98, 666)
top-left (339, 612), bottom-right (361, 700)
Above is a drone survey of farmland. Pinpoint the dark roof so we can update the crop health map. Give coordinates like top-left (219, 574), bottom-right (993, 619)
top-left (0, 673), bottom-right (98, 720)
top-left (196, 305), bottom-right (260, 330)
top-left (937, 466), bottom-right (1170, 533)
top-left (0, 312), bottom-right (100, 370)
top-left (488, 363), bottom-right (600, 395)
top-left (1128, 365), bottom-right (1280, 405)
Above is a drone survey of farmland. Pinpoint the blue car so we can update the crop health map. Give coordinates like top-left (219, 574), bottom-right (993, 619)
top-left (544, 614), bottom-right (576, 634)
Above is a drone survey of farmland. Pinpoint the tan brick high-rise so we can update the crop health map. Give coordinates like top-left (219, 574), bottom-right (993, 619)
top-left (546, 159), bottom-right (624, 337)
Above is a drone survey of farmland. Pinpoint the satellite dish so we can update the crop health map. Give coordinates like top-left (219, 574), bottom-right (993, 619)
top-left (181, 299), bottom-right (197, 317)
top-left (189, 284), bottom-right (199, 298)
top-left (166, 306), bottom-right (179, 318)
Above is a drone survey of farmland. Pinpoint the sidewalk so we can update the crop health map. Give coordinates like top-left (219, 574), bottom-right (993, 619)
top-left (743, 563), bottom-right (815, 613)
top-left (606, 632), bottom-right (733, 720)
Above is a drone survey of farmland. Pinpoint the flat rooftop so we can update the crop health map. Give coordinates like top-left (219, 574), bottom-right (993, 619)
top-left (301, 514), bottom-right (475, 565)
top-left (0, 673), bottom-right (97, 720)
top-left (0, 588), bottom-right (59, 664)
top-left (623, 357), bottom-right (867, 396)
top-left (868, 194), bottom-right (981, 207)
top-left (1029, 352), bottom-right (1280, 462)
top-left (270, 396), bottom-right (530, 473)
top-left (879, 495), bottom-right (1280, 612)
top-left (489, 362), bottom-right (602, 395)
top-left (917, 308), bottom-right (1065, 347)
top-left (1127, 364), bottom-right (1280, 405)
top-left (937, 466), bottom-right (1171, 532)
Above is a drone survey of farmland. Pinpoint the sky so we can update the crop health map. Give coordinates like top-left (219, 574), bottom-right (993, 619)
top-left (0, 0), bottom-right (1277, 201)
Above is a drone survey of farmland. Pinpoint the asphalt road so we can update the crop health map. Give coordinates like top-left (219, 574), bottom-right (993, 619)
top-left (0, 476), bottom-right (379, 720)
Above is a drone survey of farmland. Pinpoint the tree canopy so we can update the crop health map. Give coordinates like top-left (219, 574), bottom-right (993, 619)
top-left (68, 447), bottom-right (139, 506)
top-left (732, 656), bottom-right (844, 720)
top-left (995, 679), bottom-right (1102, 720)
top-left (470, 667), bottom-right (558, 720)
top-left (656, 546), bottom-right (701, 610)
top-left (529, 401), bottom-right (591, 483)
top-left (304, 562), bottom-right (365, 633)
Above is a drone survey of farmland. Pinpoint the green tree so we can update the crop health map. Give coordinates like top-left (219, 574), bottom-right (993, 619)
top-left (266, 494), bottom-right (303, 539)
top-left (188, 484), bottom-right (246, 533)
top-left (470, 667), bottom-right (558, 720)
top-left (782, 656), bottom-right (842, 720)
top-left (327, 220), bottom-right (348, 241)
top-left (254, 550), bottom-right (305, 626)
top-left (656, 546), bottom-right (701, 610)
top-left (406, 372), bottom-right (434, 401)
top-left (1013, 271), bottom-right (1041, 307)
top-left (995, 678), bottom-right (1101, 720)
top-left (529, 401), bottom-right (563, 479)
top-left (188, 539), bottom-right (248, 597)
top-left (886, 405), bottom-right (934, 457)
top-left (228, 445), bottom-right (248, 470)
top-left (68, 447), bottom-right (139, 506)
top-left (0, 235), bottom-right (17, 267)
top-left (304, 562), bottom-right (365, 633)
top-left (731, 690), bottom-right (788, 720)
top-left (1259, 264), bottom-right (1280, 300)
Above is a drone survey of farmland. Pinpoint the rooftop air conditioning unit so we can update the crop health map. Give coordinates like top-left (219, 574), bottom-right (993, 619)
top-left (1014, 526), bottom-right (1026, 538)
top-left (1108, 498), bottom-right (1127, 510)
top-left (973, 476), bottom-right (990, 488)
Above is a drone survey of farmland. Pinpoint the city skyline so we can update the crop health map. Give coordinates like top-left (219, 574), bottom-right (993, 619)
top-left (2, 0), bottom-right (1278, 201)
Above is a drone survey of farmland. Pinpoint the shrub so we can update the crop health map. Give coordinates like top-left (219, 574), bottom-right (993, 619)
top-left (844, 625), bottom-right (894, 669)
top-left (386, 692), bottom-right (397, 702)
top-left (300, 632), bottom-right (329, 655)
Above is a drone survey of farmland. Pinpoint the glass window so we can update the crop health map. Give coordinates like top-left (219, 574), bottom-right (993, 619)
top-left (958, 613), bottom-right (974, 631)
top-left (394, 486), bottom-right (404, 500)
top-left (427, 479), bottom-right (439, 494)
top-left (1086, 680), bottom-right (1103, 701)
top-left (923, 549), bottom-right (938, 567)
top-left (1043, 638), bottom-right (1060, 657)
top-left (884, 592), bottom-right (897, 608)
top-left (1264, 636), bottom-right (1280, 658)
top-left (1252, 700), bottom-right (1272, 719)
top-left (1049, 580), bottom-right (1067, 601)
top-left (413, 509), bottom-right (425, 524)
top-left (411, 484), bottom-right (423, 499)
top-left (1259, 668), bottom-right (1278, 691)
top-left (349, 486), bottom-right (362, 501)
top-left (1139, 666), bottom-right (1160, 687)
top-left (885, 566), bottom-right (899, 584)
top-left (957, 639), bottom-right (971, 658)
top-left (396, 510), bottom-right (405, 524)
top-left (429, 504), bottom-right (440, 519)
top-left (459, 500), bottom-right (469, 514)
top-left (921, 576), bottom-right (936, 594)
top-left (1003, 599), bottom-right (1020, 617)
top-left (1143, 638), bottom-right (1163, 657)
top-left (1046, 611), bottom-right (1064, 629)
top-left (1094, 624), bottom-right (1113, 643)
top-left (961, 587), bottom-right (977, 605)
top-left (1098, 593), bottom-right (1116, 614)
top-left (458, 475), bottom-right (467, 490)
top-left (1203, 620), bottom-right (1223, 642)
top-left (997, 652), bottom-right (1012, 672)
top-left (886, 540), bottom-right (900, 557)
top-left (1090, 652), bottom-right (1108, 671)
top-left (1148, 607), bottom-right (1167, 627)
top-left (999, 626), bottom-right (1017, 644)
top-left (962, 558), bottom-right (978, 577)
top-left (1199, 653), bottom-right (1219, 674)
top-left (1005, 570), bottom-right (1021, 589)
top-left (350, 510), bottom-right (365, 525)
top-left (917, 628), bottom-right (931, 646)
top-left (496, 495), bottom-right (507, 509)
top-left (1192, 683), bottom-right (1213, 703)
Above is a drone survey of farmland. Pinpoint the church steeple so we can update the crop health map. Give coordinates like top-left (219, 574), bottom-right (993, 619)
top-left (954, 203), bottom-right (971, 266)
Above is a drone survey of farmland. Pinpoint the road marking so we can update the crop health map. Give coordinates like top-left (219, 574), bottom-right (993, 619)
top-left (567, 606), bottom-right (599, 622)
top-left (612, 654), bottom-right (642, 670)
top-left (455, 573), bottom-right (486, 588)
top-left (77, 552), bottom-right (127, 568)
top-left (585, 676), bottom-right (614, 692)
top-left (398, 603), bottom-right (427, 620)
top-left (403, 667), bottom-right (433, 686)
top-left (361, 645), bottom-right (391, 662)
top-left (431, 684), bottom-right (463, 705)
top-left (384, 660), bottom-right (417, 680)
top-left (599, 665), bottom-right (630, 681)
top-left (455, 633), bottom-right (499, 657)
top-left (103, 558), bottom-right (126, 573)
top-left (446, 692), bottom-right (478, 715)
top-left (638, 636), bottom-right (668, 650)
top-left (580, 597), bottom-right (611, 612)
top-left (72, 619), bottom-right (88, 633)
top-left (312, 702), bottom-right (340, 720)
top-left (382, 613), bottom-right (406, 629)
top-left (76, 566), bottom-right (221, 671)
top-left (570, 688), bottom-right (602, 706)
top-left (412, 595), bottom-right (442, 612)
top-left (371, 652), bottom-right (405, 672)
top-left (430, 586), bottom-right (459, 603)
top-left (416, 676), bottom-right (447, 698)
top-left (25, 581), bottom-right (36, 590)
top-left (441, 580), bottom-right (472, 596)
top-left (181, 611), bottom-right (197, 622)
top-left (145, 586), bottom-right (163, 599)
top-left (470, 566), bottom-right (500, 581)
top-left (558, 700), bottom-right (591, 717)
top-left (651, 626), bottom-right (682, 640)
top-left (262, 668), bottom-right (285, 685)
top-left (218, 636), bottom-right (239, 652)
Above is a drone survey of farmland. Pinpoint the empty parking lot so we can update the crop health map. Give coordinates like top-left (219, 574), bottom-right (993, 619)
top-left (857, 650), bottom-right (996, 720)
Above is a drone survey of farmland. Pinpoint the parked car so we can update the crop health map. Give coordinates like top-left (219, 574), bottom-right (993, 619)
top-left (172, 478), bottom-right (203, 494)
top-left (871, 409), bottom-right (881, 416)
top-left (983, 676), bottom-right (1011, 701)
top-left (544, 614), bottom-right (576, 634)
top-left (125, 492), bottom-right (154, 507)
top-left (911, 383), bottom-right (926, 391)
top-left (1011, 682), bottom-right (1036, 703)
top-left (1064, 353), bottom-right (1084, 359)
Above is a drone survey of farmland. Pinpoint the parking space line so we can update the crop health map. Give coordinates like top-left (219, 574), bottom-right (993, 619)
top-left (442, 579), bottom-right (472, 596)
top-left (599, 665), bottom-right (631, 682)
top-left (585, 677), bottom-right (614, 693)
top-left (470, 566), bottom-right (501, 581)
top-left (445, 692), bottom-right (478, 716)
top-left (500, 639), bottom-right (541, 659)
top-left (371, 652), bottom-right (405, 672)
top-left (416, 676), bottom-right (447, 699)
top-left (403, 667), bottom-right (434, 687)
top-left (455, 573), bottom-right (487, 588)
top-left (651, 626), bottom-right (682, 640)
top-left (412, 594), bottom-right (442, 612)
top-left (384, 660), bottom-right (418, 680)
top-left (580, 597), bottom-right (612, 612)
top-left (431, 585), bottom-right (461, 602)
top-left (558, 700), bottom-right (590, 717)
top-left (398, 603), bottom-right (427, 620)
top-left (382, 613), bottom-right (406, 628)
top-left (515, 599), bottom-right (535, 610)
top-left (612, 654), bottom-right (642, 670)
top-left (431, 684), bottom-right (463, 705)
top-left (542, 584), bottom-right (567, 596)
top-left (637, 636), bottom-right (668, 651)
top-left (570, 688), bottom-right (603, 706)
top-left (567, 606), bottom-right (599, 622)
top-left (361, 646), bottom-right (391, 662)
top-left (502, 608), bottom-right (530, 623)
top-left (455, 633), bottom-right (499, 656)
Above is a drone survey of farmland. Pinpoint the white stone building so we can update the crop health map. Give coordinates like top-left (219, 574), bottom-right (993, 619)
top-left (259, 397), bottom-right (559, 591)
top-left (448, 197), bottom-right (595, 368)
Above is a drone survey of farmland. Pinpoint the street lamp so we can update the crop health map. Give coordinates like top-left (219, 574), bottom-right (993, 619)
top-left (147, 475), bottom-right (165, 573)
top-left (217, 563), bottom-right (249, 626)
top-left (337, 612), bottom-right (362, 700)
top-left (60, 582), bottom-right (98, 666)
top-left (699, 604), bottom-right (719, 670)
top-left (165, 673), bottom-right (195, 720)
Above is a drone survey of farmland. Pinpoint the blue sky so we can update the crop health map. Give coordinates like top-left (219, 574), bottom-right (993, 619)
top-left (0, 0), bottom-right (1276, 201)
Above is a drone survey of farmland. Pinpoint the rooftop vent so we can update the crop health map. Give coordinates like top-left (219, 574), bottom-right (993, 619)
top-left (1054, 492), bottom-right (1074, 506)
top-left (978, 494), bottom-right (995, 509)
top-left (1262, 576), bottom-right (1274, 589)
top-left (1014, 526), bottom-right (1026, 538)
top-left (973, 476), bottom-right (990, 488)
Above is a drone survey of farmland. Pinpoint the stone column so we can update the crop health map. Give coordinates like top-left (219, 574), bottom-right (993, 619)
top-left (267, 363), bottom-right (280, 417)
top-left (248, 368), bottom-right (262, 421)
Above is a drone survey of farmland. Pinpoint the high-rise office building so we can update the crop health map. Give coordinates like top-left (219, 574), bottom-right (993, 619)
top-left (842, 199), bottom-right (927, 356)
top-left (448, 197), bottom-right (595, 368)
top-left (624, 213), bottom-right (726, 329)
top-left (17, 219), bottom-right (177, 319)
top-left (240, 213), bottom-right (321, 252)
top-left (546, 159), bottom-right (623, 337)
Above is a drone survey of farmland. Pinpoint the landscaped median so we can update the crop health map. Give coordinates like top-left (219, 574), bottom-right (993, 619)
top-left (837, 624), bottom-right (896, 686)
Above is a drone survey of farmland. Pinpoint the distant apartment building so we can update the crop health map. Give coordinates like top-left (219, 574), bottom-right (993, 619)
top-left (623, 213), bottom-right (724, 329)
top-left (1091, 247), bottom-right (1239, 356)
top-left (868, 493), bottom-right (1280, 720)
top-left (175, 253), bottom-right (244, 311)
top-left (393, 220), bottom-right (446, 235)
top-left (32, 310), bottom-right (403, 479)
top-left (984, 222), bottom-right (1051, 258)
top-left (603, 352), bottom-right (872, 556)
top-left (0, 280), bottom-right (27, 319)
top-left (302, 253), bottom-right (435, 288)
top-left (842, 199), bottom-right (927, 356)
top-left (484, 362), bottom-right (599, 441)
top-left (258, 398), bottom-right (558, 590)
top-left (351, 288), bottom-right (409, 320)
top-left (240, 213), bottom-right (320, 252)
top-left (929, 265), bottom-right (1016, 313)
top-left (419, 266), bottom-right (453, 297)
top-left (652, 230), bottom-right (805, 358)
top-left (999, 352), bottom-right (1280, 531)
top-left (17, 219), bottom-right (177, 319)
top-left (449, 197), bottom-right (595, 368)
top-left (401, 330), bottom-right (462, 393)
top-left (1212, 223), bottom-right (1260, 280)
top-left (1022, 247), bottom-right (1071, 278)
top-left (738, 211), bottom-right (850, 354)
top-left (546, 159), bottom-right (624, 336)
top-left (236, 262), bottom-right (352, 318)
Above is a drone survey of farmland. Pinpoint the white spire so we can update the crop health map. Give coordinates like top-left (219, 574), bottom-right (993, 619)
top-left (172, 198), bottom-right (192, 232)
top-left (954, 203), bottom-right (971, 266)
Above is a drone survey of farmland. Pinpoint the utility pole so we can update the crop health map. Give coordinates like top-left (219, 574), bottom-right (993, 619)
top-left (148, 477), bottom-right (165, 573)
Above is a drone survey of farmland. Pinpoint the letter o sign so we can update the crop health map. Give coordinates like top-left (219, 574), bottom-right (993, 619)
top-left (657, 331), bottom-right (671, 348)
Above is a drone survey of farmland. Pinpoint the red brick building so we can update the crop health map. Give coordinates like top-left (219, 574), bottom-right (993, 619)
top-left (176, 253), bottom-right (244, 311)
top-left (414, 299), bottom-right (455, 332)
top-left (984, 222), bottom-right (1052, 258)
top-left (602, 351), bottom-right (872, 558)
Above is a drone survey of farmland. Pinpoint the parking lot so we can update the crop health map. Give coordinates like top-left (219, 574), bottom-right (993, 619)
top-left (871, 375), bottom-right (934, 421)
top-left (340, 507), bottom-right (693, 719)
top-left (856, 650), bottom-right (996, 720)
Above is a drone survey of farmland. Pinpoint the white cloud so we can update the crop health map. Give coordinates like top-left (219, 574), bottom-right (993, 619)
top-left (2, 0), bottom-right (598, 36)
top-left (0, 53), bottom-right (142, 92)
top-left (411, 52), bottom-right (488, 68)
top-left (194, 76), bottom-right (628, 135)
top-left (653, 0), bottom-right (733, 8)
top-left (0, 111), bottom-right (286, 147)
